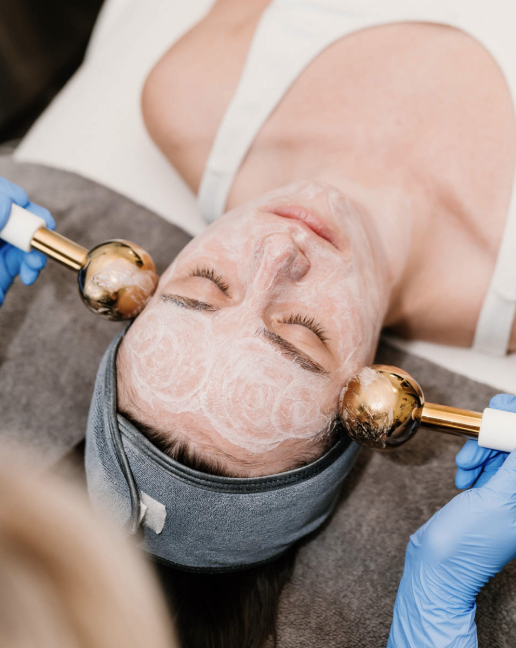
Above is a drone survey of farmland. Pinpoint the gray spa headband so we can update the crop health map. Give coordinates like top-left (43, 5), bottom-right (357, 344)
top-left (85, 328), bottom-right (360, 571)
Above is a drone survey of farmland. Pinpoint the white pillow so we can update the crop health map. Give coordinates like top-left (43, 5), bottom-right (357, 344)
top-left (15, 0), bottom-right (215, 236)
top-left (16, 0), bottom-right (516, 392)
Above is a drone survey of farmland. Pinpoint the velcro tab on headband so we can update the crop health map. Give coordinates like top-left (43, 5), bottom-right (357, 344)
top-left (139, 491), bottom-right (167, 535)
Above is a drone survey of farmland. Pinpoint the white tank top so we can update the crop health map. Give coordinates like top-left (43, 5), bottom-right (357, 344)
top-left (198, 0), bottom-right (516, 356)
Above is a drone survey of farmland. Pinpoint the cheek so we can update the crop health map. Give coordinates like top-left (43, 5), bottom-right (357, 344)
top-left (290, 266), bottom-right (377, 369)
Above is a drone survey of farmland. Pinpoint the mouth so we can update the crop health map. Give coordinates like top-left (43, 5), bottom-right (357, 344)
top-left (264, 204), bottom-right (340, 249)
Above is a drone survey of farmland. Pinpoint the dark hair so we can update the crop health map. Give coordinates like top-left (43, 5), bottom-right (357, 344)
top-left (123, 412), bottom-right (344, 648)
top-left (157, 545), bottom-right (297, 648)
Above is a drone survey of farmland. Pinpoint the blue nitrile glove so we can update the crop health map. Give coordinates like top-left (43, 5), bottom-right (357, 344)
top-left (0, 177), bottom-right (55, 305)
top-left (388, 399), bottom-right (516, 647)
top-left (455, 394), bottom-right (514, 489)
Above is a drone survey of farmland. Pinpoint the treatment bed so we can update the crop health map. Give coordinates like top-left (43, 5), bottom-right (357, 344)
top-left (2, 1), bottom-right (516, 644)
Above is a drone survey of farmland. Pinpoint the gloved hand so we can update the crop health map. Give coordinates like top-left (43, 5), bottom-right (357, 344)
top-left (388, 394), bottom-right (516, 648)
top-left (455, 394), bottom-right (514, 489)
top-left (0, 177), bottom-right (55, 305)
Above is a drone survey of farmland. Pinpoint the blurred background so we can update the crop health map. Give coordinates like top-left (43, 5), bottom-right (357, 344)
top-left (0, 0), bottom-right (103, 144)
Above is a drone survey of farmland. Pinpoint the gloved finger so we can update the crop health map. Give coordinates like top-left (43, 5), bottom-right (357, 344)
top-left (455, 464), bottom-right (483, 490)
top-left (4, 246), bottom-right (23, 277)
top-left (25, 202), bottom-right (55, 230)
top-left (473, 394), bottom-right (516, 496)
top-left (19, 262), bottom-right (39, 286)
top-left (481, 447), bottom-right (516, 500)
top-left (0, 285), bottom-right (4, 306)
top-left (457, 451), bottom-right (509, 489)
top-left (455, 439), bottom-right (509, 489)
top-left (490, 393), bottom-right (516, 413)
top-left (0, 255), bottom-right (13, 293)
top-left (456, 439), bottom-right (497, 470)
top-left (0, 177), bottom-right (29, 206)
top-left (474, 452), bottom-right (510, 488)
top-left (23, 250), bottom-right (47, 270)
top-left (0, 194), bottom-right (12, 229)
top-left (456, 395), bottom-right (516, 490)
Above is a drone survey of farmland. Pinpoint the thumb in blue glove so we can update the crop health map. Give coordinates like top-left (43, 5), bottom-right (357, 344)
top-left (0, 177), bottom-right (55, 305)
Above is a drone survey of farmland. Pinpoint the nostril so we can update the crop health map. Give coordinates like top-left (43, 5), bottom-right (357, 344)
top-left (253, 234), bottom-right (310, 290)
top-left (262, 233), bottom-right (301, 260)
top-left (290, 249), bottom-right (310, 280)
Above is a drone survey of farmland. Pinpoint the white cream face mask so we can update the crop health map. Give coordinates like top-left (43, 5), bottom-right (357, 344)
top-left (118, 181), bottom-right (389, 470)
top-left (121, 306), bottom-right (334, 455)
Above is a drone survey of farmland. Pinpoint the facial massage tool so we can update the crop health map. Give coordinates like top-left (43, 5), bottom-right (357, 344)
top-left (0, 203), bottom-right (158, 320)
top-left (340, 365), bottom-right (516, 453)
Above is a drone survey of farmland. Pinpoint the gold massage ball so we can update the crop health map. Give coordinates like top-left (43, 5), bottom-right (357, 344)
top-left (1, 205), bottom-right (159, 321)
top-left (339, 365), bottom-right (424, 449)
top-left (78, 240), bottom-right (159, 320)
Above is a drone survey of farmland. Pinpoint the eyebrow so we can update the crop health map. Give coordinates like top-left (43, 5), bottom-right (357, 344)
top-left (161, 293), bottom-right (329, 376)
top-left (258, 328), bottom-right (329, 376)
top-left (161, 294), bottom-right (219, 311)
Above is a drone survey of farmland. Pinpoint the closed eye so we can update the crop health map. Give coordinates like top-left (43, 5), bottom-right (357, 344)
top-left (190, 266), bottom-right (231, 296)
top-left (259, 329), bottom-right (329, 375)
top-left (280, 313), bottom-right (329, 345)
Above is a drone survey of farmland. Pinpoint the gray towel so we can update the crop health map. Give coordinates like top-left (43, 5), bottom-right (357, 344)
top-left (0, 155), bottom-right (190, 465)
top-left (0, 155), bottom-right (514, 645)
top-left (277, 345), bottom-right (515, 647)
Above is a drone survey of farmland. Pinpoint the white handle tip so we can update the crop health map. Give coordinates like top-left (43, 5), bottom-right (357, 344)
top-left (0, 204), bottom-right (46, 253)
top-left (479, 407), bottom-right (516, 452)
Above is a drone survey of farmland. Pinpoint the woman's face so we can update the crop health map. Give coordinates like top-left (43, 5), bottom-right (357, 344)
top-left (118, 182), bottom-right (387, 476)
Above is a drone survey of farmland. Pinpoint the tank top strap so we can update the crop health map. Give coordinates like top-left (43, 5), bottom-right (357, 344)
top-left (472, 191), bottom-right (516, 355)
top-left (197, 1), bottom-right (368, 223)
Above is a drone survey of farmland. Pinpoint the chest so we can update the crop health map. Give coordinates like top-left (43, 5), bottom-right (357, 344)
top-left (144, 6), bottom-right (514, 244)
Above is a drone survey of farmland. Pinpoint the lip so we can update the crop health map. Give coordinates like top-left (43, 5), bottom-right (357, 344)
top-left (264, 204), bottom-right (340, 249)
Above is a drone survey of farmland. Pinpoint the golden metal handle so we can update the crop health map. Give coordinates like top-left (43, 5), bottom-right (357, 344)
top-left (340, 365), bottom-right (485, 449)
top-left (31, 227), bottom-right (88, 271)
top-left (421, 402), bottom-right (482, 439)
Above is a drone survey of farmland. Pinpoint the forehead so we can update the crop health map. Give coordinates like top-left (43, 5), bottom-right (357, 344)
top-left (122, 306), bottom-right (338, 454)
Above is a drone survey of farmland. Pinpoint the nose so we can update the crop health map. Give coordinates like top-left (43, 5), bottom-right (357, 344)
top-left (252, 233), bottom-right (310, 293)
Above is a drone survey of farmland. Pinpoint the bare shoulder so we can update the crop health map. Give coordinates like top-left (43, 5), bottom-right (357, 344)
top-left (141, 0), bottom-right (269, 191)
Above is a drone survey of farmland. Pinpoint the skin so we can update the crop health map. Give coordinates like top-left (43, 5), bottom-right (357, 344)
top-left (118, 182), bottom-right (387, 475)
top-left (143, 0), bottom-right (516, 347)
top-left (120, 0), bottom-right (516, 475)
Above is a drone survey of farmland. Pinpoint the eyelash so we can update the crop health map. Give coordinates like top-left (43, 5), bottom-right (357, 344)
top-left (190, 266), bottom-right (230, 296)
top-left (281, 313), bottom-right (329, 344)
top-left (188, 267), bottom-right (327, 343)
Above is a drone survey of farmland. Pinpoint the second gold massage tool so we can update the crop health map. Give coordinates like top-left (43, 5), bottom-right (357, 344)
top-left (340, 365), bottom-right (516, 453)
top-left (0, 203), bottom-right (158, 320)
